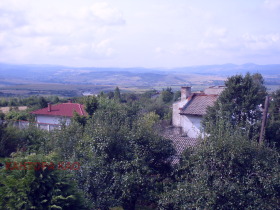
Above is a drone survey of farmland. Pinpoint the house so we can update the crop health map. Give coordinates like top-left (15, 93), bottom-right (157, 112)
top-left (31, 101), bottom-right (87, 131)
top-left (172, 86), bottom-right (225, 138)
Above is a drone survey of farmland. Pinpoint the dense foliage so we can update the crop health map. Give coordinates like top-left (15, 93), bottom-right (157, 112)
top-left (266, 89), bottom-right (280, 150)
top-left (0, 153), bottom-right (89, 209)
top-left (202, 73), bottom-right (267, 140)
top-left (0, 81), bottom-right (280, 209)
top-left (159, 122), bottom-right (280, 209)
top-left (50, 98), bottom-right (176, 209)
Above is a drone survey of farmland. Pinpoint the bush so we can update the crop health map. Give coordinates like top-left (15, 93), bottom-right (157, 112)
top-left (159, 123), bottom-right (280, 209)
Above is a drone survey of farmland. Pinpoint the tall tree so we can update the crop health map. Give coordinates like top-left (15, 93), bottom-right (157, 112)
top-left (114, 86), bottom-right (121, 102)
top-left (38, 97), bottom-right (48, 108)
top-left (161, 87), bottom-right (174, 103)
top-left (83, 95), bottom-right (99, 116)
top-left (266, 89), bottom-right (280, 149)
top-left (202, 73), bottom-right (267, 139)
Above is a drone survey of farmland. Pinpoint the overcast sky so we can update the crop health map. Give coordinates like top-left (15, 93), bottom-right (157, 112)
top-left (0, 0), bottom-right (280, 68)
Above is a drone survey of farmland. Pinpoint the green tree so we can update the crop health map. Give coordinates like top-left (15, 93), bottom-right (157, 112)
top-left (202, 73), bottom-right (267, 139)
top-left (73, 99), bottom-right (175, 210)
top-left (5, 110), bottom-right (32, 122)
top-left (0, 153), bottom-right (89, 209)
top-left (0, 124), bottom-right (49, 158)
top-left (173, 90), bottom-right (181, 101)
top-left (72, 111), bottom-right (87, 127)
top-left (83, 95), bottom-right (99, 116)
top-left (38, 96), bottom-right (48, 108)
top-left (107, 91), bottom-right (114, 99)
top-left (266, 89), bottom-right (280, 149)
top-left (0, 125), bottom-right (23, 157)
top-left (159, 122), bottom-right (280, 209)
top-left (0, 111), bottom-right (4, 120)
top-left (49, 121), bottom-right (84, 161)
top-left (114, 86), bottom-right (121, 102)
top-left (161, 87), bottom-right (174, 103)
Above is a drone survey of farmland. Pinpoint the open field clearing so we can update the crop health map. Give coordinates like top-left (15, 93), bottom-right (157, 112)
top-left (0, 106), bottom-right (28, 113)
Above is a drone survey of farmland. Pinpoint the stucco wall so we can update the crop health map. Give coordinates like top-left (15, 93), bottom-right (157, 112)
top-left (172, 101), bottom-right (185, 127)
top-left (180, 115), bottom-right (202, 138)
top-left (36, 115), bottom-right (71, 125)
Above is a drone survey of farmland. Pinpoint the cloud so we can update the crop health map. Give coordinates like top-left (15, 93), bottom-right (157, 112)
top-left (264, 0), bottom-right (280, 10)
top-left (0, 9), bottom-right (27, 30)
top-left (87, 2), bottom-right (126, 25)
top-left (0, 1), bottom-right (125, 64)
top-left (242, 33), bottom-right (280, 51)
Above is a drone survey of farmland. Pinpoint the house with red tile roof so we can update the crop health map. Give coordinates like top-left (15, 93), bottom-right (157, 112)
top-left (172, 86), bottom-right (225, 138)
top-left (31, 101), bottom-right (87, 131)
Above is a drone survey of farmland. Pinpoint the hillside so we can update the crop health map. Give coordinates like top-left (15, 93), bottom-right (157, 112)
top-left (0, 63), bottom-right (279, 96)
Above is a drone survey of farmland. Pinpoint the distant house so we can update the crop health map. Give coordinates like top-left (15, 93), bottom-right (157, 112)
top-left (31, 101), bottom-right (87, 131)
top-left (172, 86), bottom-right (225, 138)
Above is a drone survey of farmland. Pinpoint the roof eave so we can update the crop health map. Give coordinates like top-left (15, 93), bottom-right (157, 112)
top-left (180, 113), bottom-right (204, 116)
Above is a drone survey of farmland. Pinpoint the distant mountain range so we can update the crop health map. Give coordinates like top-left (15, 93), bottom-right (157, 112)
top-left (0, 63), bottom-right (279, 87)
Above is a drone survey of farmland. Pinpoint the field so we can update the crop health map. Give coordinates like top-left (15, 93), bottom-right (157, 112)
top-left (0, 106), bottom-right (28, 113)
top-left (0, 63), bottom-right (279, 97)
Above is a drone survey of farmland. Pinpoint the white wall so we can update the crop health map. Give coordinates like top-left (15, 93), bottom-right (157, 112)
top-left (36, 115), bottom-right (71, 125)
top-left (180, 115), bottom-right (202, 138)
top-left (172, 100), bottom-right (186, 127)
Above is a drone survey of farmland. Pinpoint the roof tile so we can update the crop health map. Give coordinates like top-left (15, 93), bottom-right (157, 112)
top-left (180, 94), bottom-right (218, 115)
top-left (31, 103), bottom-right (87, 117)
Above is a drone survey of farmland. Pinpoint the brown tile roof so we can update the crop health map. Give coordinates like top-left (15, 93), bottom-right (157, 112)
top-left (180, 94), bottom-right (218, 116)
top-left (163, 133), bottom-right (198, 164)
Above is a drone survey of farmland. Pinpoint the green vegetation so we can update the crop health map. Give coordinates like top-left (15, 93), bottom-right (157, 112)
top-left (202, 73), bottom-right (267, 139)
top-left (0, 75), bottom-right (280, 209)
top-left (159, 123), bottom-right (280, 209)
top-left (0, 153), bottom-right (89, 209)
top-left (266, 89), bottom-right (280, 150)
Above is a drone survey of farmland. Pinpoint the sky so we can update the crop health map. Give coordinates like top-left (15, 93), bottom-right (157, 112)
top-left (0, 0), bottom-right (280, 68)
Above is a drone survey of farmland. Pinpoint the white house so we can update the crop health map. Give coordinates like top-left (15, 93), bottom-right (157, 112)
top-left (172, 86), bottom-right (225, 138)
top-left (31, 101), bottom-right (87, 131)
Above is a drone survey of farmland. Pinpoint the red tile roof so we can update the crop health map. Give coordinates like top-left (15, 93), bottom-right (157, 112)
top-left (180, 94), bottom-right (218, 116)
top-left (31, 103), bottom-right (87, 117)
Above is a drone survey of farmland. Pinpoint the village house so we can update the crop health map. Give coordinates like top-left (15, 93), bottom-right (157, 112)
top-left (172, 86), bottom-right (225, 138)
top-left (31, 100), bottom-right (86, 131)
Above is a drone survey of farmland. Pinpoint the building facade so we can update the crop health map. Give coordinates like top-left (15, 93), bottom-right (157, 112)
top-left (31, 101), bottom-right (87, 131)
top-left (172, 86), bottom-right (225, 138)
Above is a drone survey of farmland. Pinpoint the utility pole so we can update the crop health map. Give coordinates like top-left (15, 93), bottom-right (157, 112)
top-left (259, 96), bottom-right (269, 145)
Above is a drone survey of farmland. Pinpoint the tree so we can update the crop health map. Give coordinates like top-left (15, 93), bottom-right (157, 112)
top-left (72, 99), bottom-right (175, 209)
top-left (0, 111), bottom-right (4, 120)
top-left (161, 87), bottom-right (174, 103)
top-left (38, 97), bottom-right (48, 109)
top-left (202, 73), bottom-right (267, 139)
top-left (266, 88), bottom-right (280, 149)
top-left (83, 95), bottom-right (99, 116)
top-left (107, 91), bottom-right (114, 99)
top-left (159, 122), bottom-right (280, 209)
top-left (0, 125), bottom-right (23, 157)
top-left (0, 153), bottom-right (89, 209)
top-left (114, 86), bottom-right (121, 102)
top-left (72, 111), bottom-right (87, 127)
top-left (173, 90), bottom-right (181, 101)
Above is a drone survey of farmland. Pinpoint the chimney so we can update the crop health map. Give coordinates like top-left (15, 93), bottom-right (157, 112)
top-left (181, 86), bottom-right (191, 101)
top-left (48, 103), bottom-right (52, 112)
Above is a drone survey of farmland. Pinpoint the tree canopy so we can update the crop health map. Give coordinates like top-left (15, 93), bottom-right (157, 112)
top-left (202, 73), bottom-right (267, 139)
